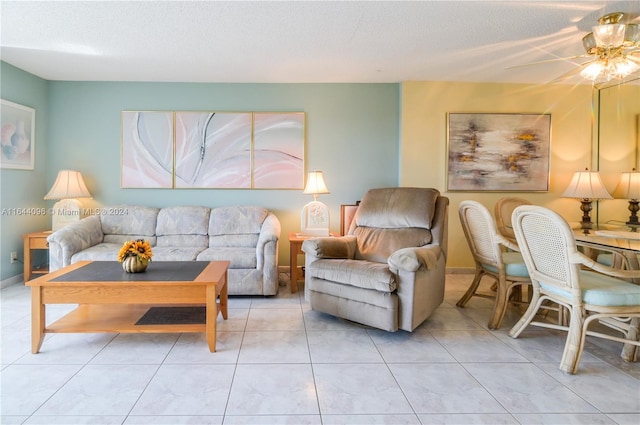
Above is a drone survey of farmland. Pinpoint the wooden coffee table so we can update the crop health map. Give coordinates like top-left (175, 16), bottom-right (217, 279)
top-left (26, 260), bottom-right (229, 353)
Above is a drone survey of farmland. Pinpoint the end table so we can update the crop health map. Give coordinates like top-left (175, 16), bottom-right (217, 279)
top-left (22, 230), bottom-right (51, 281)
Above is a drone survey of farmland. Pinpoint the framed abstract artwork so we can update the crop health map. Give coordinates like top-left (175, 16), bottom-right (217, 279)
top-left (121, 111), bottom-right (305, 189)
top-left (447, 113), bottom-right (551, 192)
top-left (121, 111), bottom-right (174, 188)
top-left (253, 112), bottom-right (304, 189)
top-left (175, 112), bottom-right (252, 188)
top-left (1, 99), bottom-right (35, 170)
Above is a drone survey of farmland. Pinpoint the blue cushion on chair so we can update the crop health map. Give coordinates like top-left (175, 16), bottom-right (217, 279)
top-left (596, 253), bottom-right (614, 266)
top-left (482, 251), bottom-right (529, 278)
top-left (540, 270), bottom-right (640, 307)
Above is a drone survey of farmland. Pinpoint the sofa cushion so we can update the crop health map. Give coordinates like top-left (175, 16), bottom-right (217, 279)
top-left (209, 234), bottom-right (261, 248)
top-left (156, 206), bottom-right (210, 248)
top-left (308, 258), bottom-right (396, 292)
top-left (71, 243), bottom-right (123, 263)
top-left (100, 205), bottom-right (159, 241)
top-left (152, 247), bottom-right (206, 261)
top-left (156, 206), bottom-right (210, 236)
top-left (208, 206), bottom-right (267, 247)
top-left (197, 247), bottom-right (257, 269)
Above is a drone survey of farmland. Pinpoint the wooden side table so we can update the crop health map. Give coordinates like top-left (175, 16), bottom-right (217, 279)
top-left (289, 232), bottom-right (337, 293)
top-left (22, 230), bottom-right (51, 281)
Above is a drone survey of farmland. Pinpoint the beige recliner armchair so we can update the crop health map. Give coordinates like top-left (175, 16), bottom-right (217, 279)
top-left (301, 187), bottom-right (449, 332)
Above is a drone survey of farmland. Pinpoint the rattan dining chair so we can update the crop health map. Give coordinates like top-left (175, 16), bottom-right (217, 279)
top-left (509, 205), bottom-right (640, 374)
top-left (494, 197), bottom-right (532, 246)
top-left (457, 200), bottom-right (532, 329)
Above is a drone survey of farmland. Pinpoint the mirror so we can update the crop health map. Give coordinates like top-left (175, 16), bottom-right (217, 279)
top-left (596, 77), bottom-right (640, 225)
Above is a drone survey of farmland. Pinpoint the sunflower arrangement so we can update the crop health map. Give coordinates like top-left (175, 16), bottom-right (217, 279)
top-left (118, 239), bottom-right (153, 263)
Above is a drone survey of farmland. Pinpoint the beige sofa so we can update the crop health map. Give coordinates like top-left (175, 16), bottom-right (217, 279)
top-left (47, 205), bottom-right (281, 295)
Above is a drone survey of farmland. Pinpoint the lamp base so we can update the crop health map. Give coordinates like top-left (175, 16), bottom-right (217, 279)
top-left (626, 199), bottom-right (639, 232)
top-left (301, 200), bottom-right (330, 237)
top-left (51, 198), bottom-right (83, 231)
top-left (579, 198), bottom-right (594, 234)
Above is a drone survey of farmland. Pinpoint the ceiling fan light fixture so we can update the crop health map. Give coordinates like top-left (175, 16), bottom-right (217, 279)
top-left (592, 23), bottom-right (626, 47)
top-left (624, 24), bottom-right (640, 46)
top-left (582, 33), bottom-right (598, 54)
top-left (609, 56), bottom-right (640, 77)
top-left (580, 56), bottom-right (639, 81)
top-left (580, 61), bottom-right (604, 80)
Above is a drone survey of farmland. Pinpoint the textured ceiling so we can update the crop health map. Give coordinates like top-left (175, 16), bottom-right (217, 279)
top-left (2, 1), bottom-right (639, 84)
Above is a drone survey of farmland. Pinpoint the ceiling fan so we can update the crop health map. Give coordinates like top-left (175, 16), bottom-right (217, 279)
top-left (511, 12), bottom-right (640, 84)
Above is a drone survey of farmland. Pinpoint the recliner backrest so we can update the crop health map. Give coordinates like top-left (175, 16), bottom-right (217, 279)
top-left (351, 187), bottom-right (440, 263)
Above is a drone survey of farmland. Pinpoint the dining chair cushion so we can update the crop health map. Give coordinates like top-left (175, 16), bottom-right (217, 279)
top-left (596, 253), bottom-right (613, 266)
top-left (539, 270), bottom-right (640, 307)
top-left (481, 252), bottom-right (529, 278)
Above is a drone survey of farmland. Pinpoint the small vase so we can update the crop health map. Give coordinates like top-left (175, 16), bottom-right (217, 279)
top-left (122, 256), bottom-right (148, 273)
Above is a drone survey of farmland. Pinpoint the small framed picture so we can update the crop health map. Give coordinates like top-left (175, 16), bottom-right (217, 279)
top-left (1, 99), bottom-right (35, 170)
top-left (340, 203), bottom-right (360, 235)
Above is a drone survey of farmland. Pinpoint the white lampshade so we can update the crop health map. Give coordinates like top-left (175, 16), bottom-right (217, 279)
top-left (303, 170), bottom-right (330, 199)
top-left (563, 169), bottom-right (612, 233)
top-left (45, 170), bottom-right (92, 231)
top-left (562, 169), bottom-right (612, 200)
top-left (613, 169), bottom-right (640, 200)
top-left (44, 170), bottom-right (92, 200)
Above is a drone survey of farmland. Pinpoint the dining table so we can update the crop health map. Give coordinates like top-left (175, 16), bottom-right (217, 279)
top-left (574, 228), bottom-right (640, 271)
top-left (574, 227), bottom-right (640, 361)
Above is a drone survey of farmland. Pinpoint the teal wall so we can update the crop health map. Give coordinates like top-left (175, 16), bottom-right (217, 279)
top-left (0, 62), bottom-right (49, 280)
top-left (1, 68), bottom-right (400, 279)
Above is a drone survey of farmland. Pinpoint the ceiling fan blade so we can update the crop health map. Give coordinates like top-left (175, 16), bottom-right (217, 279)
top-left (505, 54), bottom-right (589, 70)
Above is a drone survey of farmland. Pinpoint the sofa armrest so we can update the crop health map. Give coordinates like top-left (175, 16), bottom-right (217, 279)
top-left (302, 235), bottom-right (356, 260)
top-left (388, 245), bottom-right (443, 273)
top-left (47, 215), bottom-right (104, 271)
top-left (256, 213), bottom-right (281, 268)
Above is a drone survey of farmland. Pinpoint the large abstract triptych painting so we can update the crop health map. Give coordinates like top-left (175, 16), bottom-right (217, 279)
top-left (122, 111), bottom-right (305, 189)
top-left (447, 113), bottom-right (551, 192)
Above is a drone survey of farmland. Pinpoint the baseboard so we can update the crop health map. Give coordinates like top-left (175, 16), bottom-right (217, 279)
top-left (1, 274), bottom-right (24, 289)
top-left (446, 267), bottom-right (475, 274)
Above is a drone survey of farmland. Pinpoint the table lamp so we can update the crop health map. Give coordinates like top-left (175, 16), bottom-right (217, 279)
top-left (44, 170), bottom-right (92, 231)
top-left (613, 168), bottom-right (640, 231)
top-left (562, 168), bottom-right (612, 233)
top-left (300, 170), bottom-right (330, 236)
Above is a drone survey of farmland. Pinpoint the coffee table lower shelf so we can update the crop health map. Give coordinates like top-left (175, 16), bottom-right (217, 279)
top-left (46, 304), bottom-right (209, 334)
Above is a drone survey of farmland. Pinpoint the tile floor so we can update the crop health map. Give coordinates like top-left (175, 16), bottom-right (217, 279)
top-left (1, 273), bottom-right (639, 425)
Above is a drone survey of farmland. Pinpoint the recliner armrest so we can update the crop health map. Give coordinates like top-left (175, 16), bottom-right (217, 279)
top-left (302, 235), bottom-right (356, 259)
top-left (388, 245), bottom-right (442, 273)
